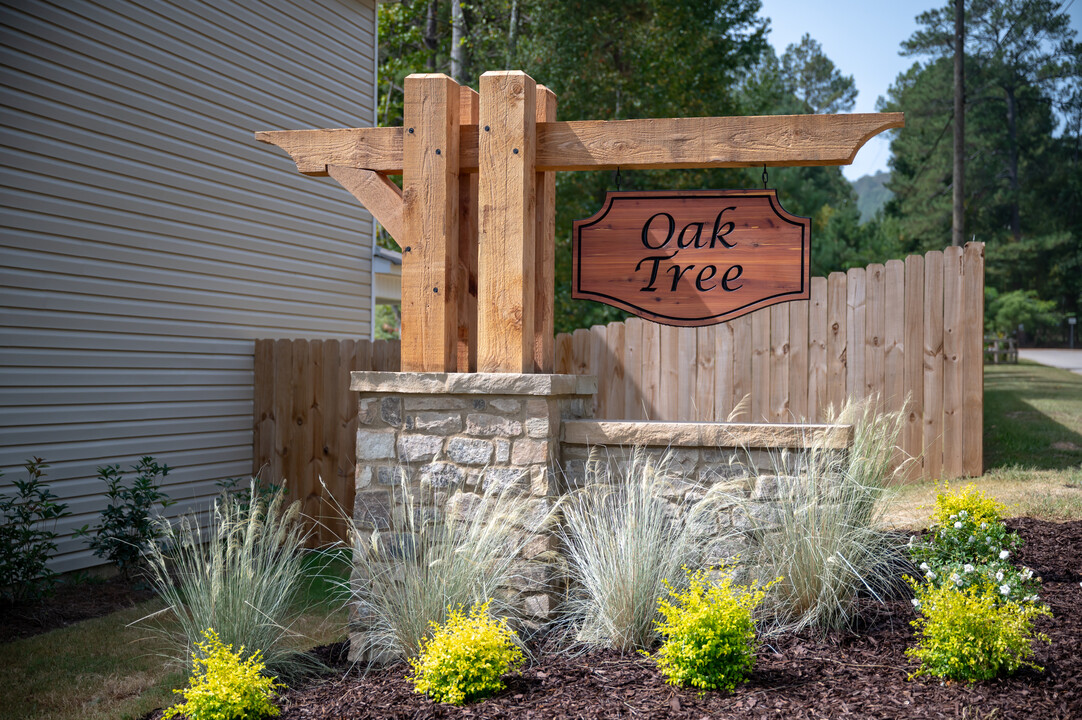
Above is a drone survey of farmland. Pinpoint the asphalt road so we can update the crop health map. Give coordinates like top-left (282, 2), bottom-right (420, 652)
top-left (1018, 349), bottom-right (1082, 375)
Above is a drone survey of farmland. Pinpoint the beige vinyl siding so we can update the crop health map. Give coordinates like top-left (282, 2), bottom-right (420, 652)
top-left (0, 0), bottom-right (378, 572)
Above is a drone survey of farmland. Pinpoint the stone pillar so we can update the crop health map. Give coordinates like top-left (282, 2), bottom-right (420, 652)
top-left (347, 372), bottom-right (596, 662)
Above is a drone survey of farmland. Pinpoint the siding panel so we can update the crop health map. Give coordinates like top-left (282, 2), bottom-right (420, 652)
top-left (0, 0), bottom-right (379, 571)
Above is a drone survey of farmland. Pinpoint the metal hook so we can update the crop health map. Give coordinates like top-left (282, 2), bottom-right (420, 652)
top-left (613, 166), bottom-right (622, 192)
top-left (762, 164), bottom-right (769, 189)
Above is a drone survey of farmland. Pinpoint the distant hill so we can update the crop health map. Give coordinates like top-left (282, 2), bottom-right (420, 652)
top-left (852, 171), bottom-right (893, 223)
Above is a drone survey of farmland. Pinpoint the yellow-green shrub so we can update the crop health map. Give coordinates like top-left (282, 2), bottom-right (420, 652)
top-left (164, 628), bottom-right (283, 720)
top-left (930, 482), bottom-right (1008, 528)
top-left (408, 601), bottom-right (524, 705)
top-left (906, 578), bottom-right (1051, 682)
top-left (651, 568), bottom-right (775, 693)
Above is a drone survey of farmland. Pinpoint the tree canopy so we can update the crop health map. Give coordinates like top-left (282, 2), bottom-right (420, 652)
top-left (373, 0), bottom-right (1082, 337)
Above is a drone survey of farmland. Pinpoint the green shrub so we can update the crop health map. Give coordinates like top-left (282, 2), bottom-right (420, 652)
top-left (408, 601), bottom-right (524, 705)
top-left (734, 400), bottom-right (907, 633)
top-left (556, 448), bottom-right (739, 651)
top-left (651, 568), bottom-right (773, 693)
top-left (143, 483), bottom-right (314, 677)
top-left (906, 578), bottom-right (1051, 682)
top-left (164, 627), bottom-right (284, 720)
top-left (78, 456), bottom-right (174, 575)
top-left (347, 475), bottom-right (546, 662)
top-left (0, 458), bottom-right (70, 602)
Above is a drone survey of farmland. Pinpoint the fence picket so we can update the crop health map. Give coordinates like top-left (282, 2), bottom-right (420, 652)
top-left (865, 264), bottom-right (885, 401)
top-left (731, 314), bottom-right (753, 421)
top-left (770, 304), bottom-right (791, 422)
top-left (963, 243), bottom-right (985, 476)
top-left (605, 322), bottom-right (626, 419)
top-left (942, 246), bottom-right (965, 479)
top-left (789, 299), bottom-right (809, 421)
top-left (847, 268), bottom-right (867, 404)
top-left (923, 251), bottom-right (945, 480)
top-left (695, 326), bottom-right (716, 422)
top-left (751, 310), bottom-right (771, 422)
top-left (623, 318), bottom-right (644, 420)
top-left (714, 321), bottom-right (734, 421)
top-left (641, 321), bottom-right (661, 420)
top-left (827, 271), bottom-right (848, 417)
top-left (885, 260), bottom-right (906, 422)
top-left (903, 255), bottom-right (925, 481)
top-left (807, 277), bottom-right (827, 422)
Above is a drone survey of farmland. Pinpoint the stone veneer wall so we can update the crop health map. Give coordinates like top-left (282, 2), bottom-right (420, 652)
top-left (347, 371), bottom-right (853, 663)
top-left (348, 372), bottom-right (597, 662)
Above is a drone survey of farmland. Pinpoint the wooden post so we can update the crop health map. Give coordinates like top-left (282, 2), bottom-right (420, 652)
top-left (942, 245), bottom-right (965, 478)
top-left (477, 71), bottom-right (537, 372)
top-left (402, 73), bottom-right (460, 372)
top-left (534, 86), bottom-right (557, 372)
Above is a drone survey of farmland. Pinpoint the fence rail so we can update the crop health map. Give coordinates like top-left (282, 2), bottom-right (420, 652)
top-left (252, 338), bottom-right (399, 545)
top-left (554, 243), bottom-right (985, 480)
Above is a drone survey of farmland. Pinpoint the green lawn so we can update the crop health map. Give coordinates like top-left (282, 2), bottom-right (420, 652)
top-left (885, 360), bottom-right (1082, 527)
top-left (0, 549), bottom-right (351, 720)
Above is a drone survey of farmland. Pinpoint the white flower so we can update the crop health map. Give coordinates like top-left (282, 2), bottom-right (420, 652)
top-left (1021, 568), bottom-right (1033, 581)
top-left (999, 550), bottom-right (1010, 560)
top-left (964, 564), bottom-right (975, 573)
top-left (950, 573), bottom-right (963, 586)
top-left (926, 571), bottom-right (937, 581)
top-left (959, 510), bottom-right (968, 518)
top-left (986, 536), bottom-right (993, 543)
top-left (954, 521), bottom-right (963, 529)
top-left (980, 522), bottom-right (988, 529)
top-left (968, 536), bottom-right (975, 543)
top-left (920, 562), bottom-right (930, 572)
top-left (950, 514), bottom-right (958, 520)
top-left (995, 570), bottom-right (1005, 582)
top-left (911, 598), bottom-right (921, 608)
top-left (999, 584), bottom-right (1011, 595)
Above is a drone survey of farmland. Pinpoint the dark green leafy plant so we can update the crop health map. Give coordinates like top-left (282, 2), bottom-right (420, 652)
top-left (78, 456), bottom-right (174, 575)
top-left (216, 476), bottom-right (283, 518)
top-left (0, 458), bottom-right (70, 602)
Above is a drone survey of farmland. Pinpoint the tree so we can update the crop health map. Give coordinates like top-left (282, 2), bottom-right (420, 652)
top-left (903, 0), bottom-right (1080, 242)
top-left (779, 33), bottom-right (857, 114)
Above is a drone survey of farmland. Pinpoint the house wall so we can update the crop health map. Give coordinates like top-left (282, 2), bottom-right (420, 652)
top-left (0, 0), bottom-right (378, 572)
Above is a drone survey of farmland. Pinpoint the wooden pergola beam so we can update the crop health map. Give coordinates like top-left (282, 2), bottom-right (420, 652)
top-left (255, 112), bottom-right (904, 174)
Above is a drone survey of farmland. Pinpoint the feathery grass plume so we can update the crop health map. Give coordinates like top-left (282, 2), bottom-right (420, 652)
top-left (737, 399), bottom-right (908, 634)
top-left (555, 447), bottom-right (742, 652)
top-left (142, 482), bottom-right (316, 677)
top-left (347, 470), bottom-right (550, 663)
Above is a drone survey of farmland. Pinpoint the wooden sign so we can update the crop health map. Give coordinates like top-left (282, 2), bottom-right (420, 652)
top-left (572, 189), bottom-right (811, 327)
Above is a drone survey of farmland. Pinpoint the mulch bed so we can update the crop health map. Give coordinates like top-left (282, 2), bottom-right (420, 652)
top-left (0, 574), bottom-right (155, 644)
top-left (276, 518), bottom-right (1082, 720)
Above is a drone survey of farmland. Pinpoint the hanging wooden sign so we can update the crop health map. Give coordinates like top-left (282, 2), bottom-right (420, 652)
top-left (572, 189), bottom-right (811, 327)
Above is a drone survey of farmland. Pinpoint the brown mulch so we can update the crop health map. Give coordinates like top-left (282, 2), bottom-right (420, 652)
top-left (275, 518), bottom-right (1082, 720)
top-left (0, 574), bottom-right (156, 644)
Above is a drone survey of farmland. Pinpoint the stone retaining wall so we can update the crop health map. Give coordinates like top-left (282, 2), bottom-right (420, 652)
top-left (348, 372), bottom-right (853, 663)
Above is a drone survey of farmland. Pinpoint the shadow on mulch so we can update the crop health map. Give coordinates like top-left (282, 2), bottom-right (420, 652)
top-left (0, 574), bottom-right (156, 644)
top-left (276, 519), bottom-right (1082, 720)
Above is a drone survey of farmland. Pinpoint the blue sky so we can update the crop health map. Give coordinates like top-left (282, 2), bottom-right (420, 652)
top-left (756, 0), bottom-right (1082, 181)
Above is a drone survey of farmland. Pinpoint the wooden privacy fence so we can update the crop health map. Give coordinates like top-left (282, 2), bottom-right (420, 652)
top-left (252, 243), bottom-right (984, 530)
top-left (554, 243), bottom-right (985, 481)
top-left (252, 338), bottom-right (399, 545)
